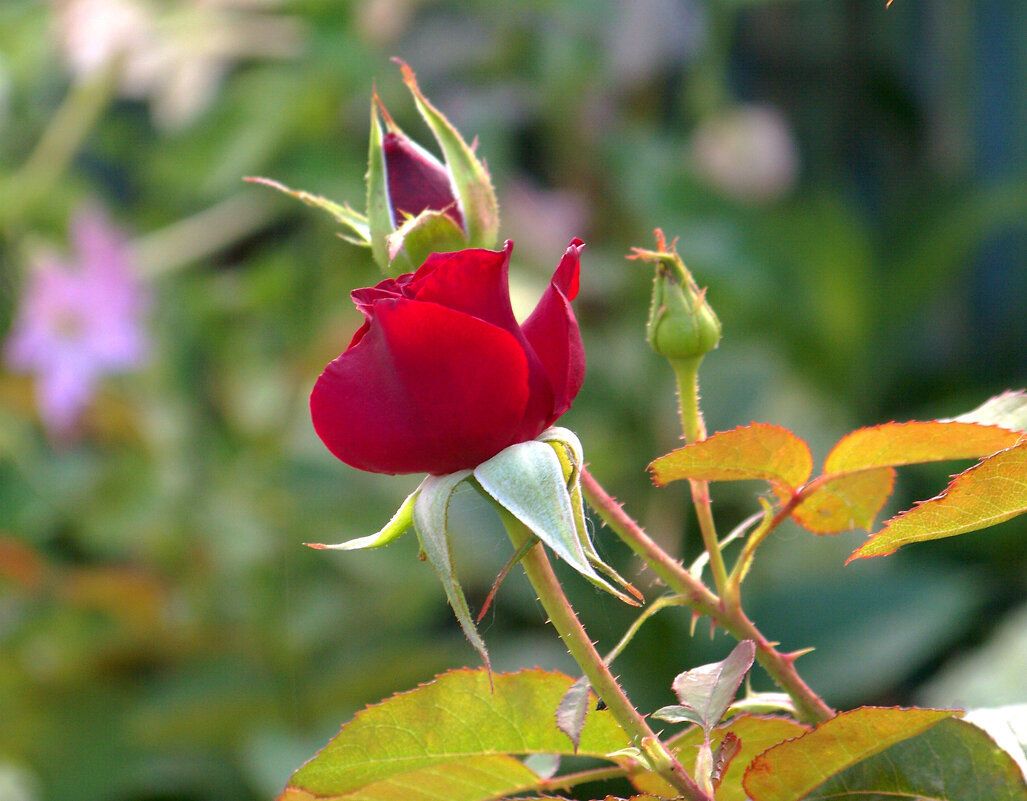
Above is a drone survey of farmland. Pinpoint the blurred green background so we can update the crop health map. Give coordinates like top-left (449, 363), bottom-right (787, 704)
top-left (1, 1), bottom-right (1025, 799)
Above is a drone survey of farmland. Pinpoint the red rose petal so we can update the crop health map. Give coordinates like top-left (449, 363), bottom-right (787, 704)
top-left (522, 240), bottom-right (586, 422)
top-left (311, 298), bottom-right (531, 475)
top-left (409, 241), bottom-right (557, 441)
top-left (407, 242), bottom-right (519, 333)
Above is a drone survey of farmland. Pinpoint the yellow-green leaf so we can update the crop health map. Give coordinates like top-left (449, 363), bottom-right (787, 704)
top-left (788, 468), bottom-right (895, 534)
top-left (632, 715), bottom-right (809, 801)
top-left (743, 707), bottom-right (954, 800)
top-left (745, 713), bottom-right (1027, 801)
top-left (824, 421), bottom-right (1021, 474)
top-left (286, 668), bottom-right (629, 799)
top-left (788, 420), bottom-right (1021, 536)
top-left (850, 440), bottom-right (1027, 560)
top-left (649, 424), bottom-right (813, 493)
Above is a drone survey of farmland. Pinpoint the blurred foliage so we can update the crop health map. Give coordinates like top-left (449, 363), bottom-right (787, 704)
top-left (0, 1), bottom-right (1025, 799)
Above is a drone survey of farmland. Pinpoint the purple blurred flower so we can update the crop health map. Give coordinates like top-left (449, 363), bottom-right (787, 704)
top-left (5, 208), bottom-right (148, 435)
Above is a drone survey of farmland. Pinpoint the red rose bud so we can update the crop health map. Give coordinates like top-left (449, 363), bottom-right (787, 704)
top-left (366, 63), bottom-right (499, 274)
top-left (382, 130), bottom-right (464, 230)
top-left (310, 239), bottom-right (586, 475)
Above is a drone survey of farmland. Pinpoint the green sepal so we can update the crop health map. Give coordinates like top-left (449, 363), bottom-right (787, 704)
top-left (245, 176), bottom-right (370, 245)
top-left (386, 207), bottom-right (468, 273)
top-left (397, 60), bottom-right (499, 250)
top-left (473, 439), bottom-right (636, 605)
top-left (305, 487), bottom-right (416, 551)
top-left (540, 428), bottom-right (642, 602)
top-left (366, 94), bottom-right (396, 274)
top-left (412, 470), bottom-right (490, 671)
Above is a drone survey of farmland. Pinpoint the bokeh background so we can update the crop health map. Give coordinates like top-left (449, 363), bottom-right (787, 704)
top-left (1, 1), bottom-right (1026, 799)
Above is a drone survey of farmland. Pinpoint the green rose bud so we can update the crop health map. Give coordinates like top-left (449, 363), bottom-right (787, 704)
top-left (633, 230), bottom-right (721, 364)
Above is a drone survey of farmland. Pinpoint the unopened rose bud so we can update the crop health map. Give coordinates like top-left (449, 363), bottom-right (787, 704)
top-left (631, 230), bottom-right (721, 364)
top-left (249, 62), bottom-right (498, 276)
top-left (366, 61), bottom-right (499, 274)
top-left (381, 130), bottom-right (464, 230)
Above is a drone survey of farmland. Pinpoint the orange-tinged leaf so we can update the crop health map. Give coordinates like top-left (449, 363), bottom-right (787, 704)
top-left (632, 716), bottom-right (809, 801)
top-left (824, 421), bottom-right (1020, 474)
top-left (277, 791), bottom-right (316, 801)
top-left (850, 440), bottom-right (1027, 560)
top-left (743, 706), bottom-right (954, 800)
top-left (789, 468), bottom-right (895, 534)
top-left (650, 424), bottom-right (812, 492)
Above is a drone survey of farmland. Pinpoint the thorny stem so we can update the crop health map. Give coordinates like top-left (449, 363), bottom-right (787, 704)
top-left (580, 468), bottom-right (834, 724)
top-left (728, 475), bottom-right (836, 596)
top-left (502, 514), bottom-right (713, 801)
top-left (671, 357), bottom-right (730, 603)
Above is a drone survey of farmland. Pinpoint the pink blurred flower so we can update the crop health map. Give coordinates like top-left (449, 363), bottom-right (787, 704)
top-left (5, 208), bottom-right (148, 435)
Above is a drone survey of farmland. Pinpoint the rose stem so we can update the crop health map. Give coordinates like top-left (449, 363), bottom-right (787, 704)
top-left (670, 356), bottom-right (730, 601)
top-left (501, 513), bottom-right (713, 801)
top-left (580, 468), bottom-right (834, 724)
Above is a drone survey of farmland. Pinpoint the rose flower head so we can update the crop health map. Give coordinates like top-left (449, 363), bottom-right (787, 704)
top-left (310, 239), bottom-right (585, 475)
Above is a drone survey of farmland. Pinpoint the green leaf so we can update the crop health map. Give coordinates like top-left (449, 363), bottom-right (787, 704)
top-left (412, 471), bottom-right (488, 669)
top-left (473, 441), bottom-right (633, 603)
top-left (649, 424), bottom-right (813, 493)
top-left (850, 440), bottom-right (1027, 561)
top-left (742, 706), bottom-right (956, 800)
top-left (824, 421), bottom-right (1021, 474)
top-left (386, 207), bottom-right (468, 270)
top-left (285, 668), bottom-right (630, 799)
top-left (397, 60), bottom-right (499, 249)
top-left (965, 706), bottom-right (1027, 779)
top-left (727, 692), bottom-right (797, 718)
top-left (747, 716), bottom-right (1027, 800)
top-left (244, 176), bottom-right (370, 244)
top-left (652, 640), bottom-right (756, 733)
top-left (306, 487), bottom-right (417, 550)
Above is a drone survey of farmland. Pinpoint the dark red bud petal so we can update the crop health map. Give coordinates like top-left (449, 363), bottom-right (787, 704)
top-left (383, 132), bottom-right (464, 230)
